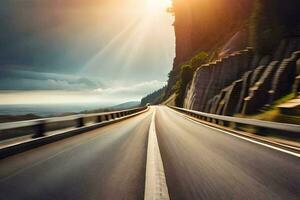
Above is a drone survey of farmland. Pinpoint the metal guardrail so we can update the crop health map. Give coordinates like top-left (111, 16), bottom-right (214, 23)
top-left (170, 106), bottom-right (300, 133)
top-left (0, 106), bottom-right (148, 140)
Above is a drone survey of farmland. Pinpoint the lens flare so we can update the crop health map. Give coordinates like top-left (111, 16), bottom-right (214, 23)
top-left (146, 0), bottom-right (172, 12)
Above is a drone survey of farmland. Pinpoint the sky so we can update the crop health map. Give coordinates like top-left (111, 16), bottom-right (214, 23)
top-left (0, 0), bottom-right (175, 105)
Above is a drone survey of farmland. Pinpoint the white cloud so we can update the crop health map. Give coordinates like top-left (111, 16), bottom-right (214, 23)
top-left (0, 68), bottom-right (103, 90)
top-left (95, 80), bottom-right (166, 97)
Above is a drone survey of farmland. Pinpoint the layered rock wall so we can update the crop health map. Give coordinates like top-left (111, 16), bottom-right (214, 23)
top-left (185, 38), bottom-right (300, 115)
top-left (166, 0), bottom-right (254, 96)
top-left (184, 48), bottom-right (254, 111)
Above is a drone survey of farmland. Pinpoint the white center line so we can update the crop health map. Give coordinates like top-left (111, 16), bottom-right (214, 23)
top-left (144, 108), bottom-right (170, 200)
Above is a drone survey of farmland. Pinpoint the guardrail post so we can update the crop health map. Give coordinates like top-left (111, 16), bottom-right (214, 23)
top-left (105, 115), bottom-right (109, 121)
top-left (97, 115), bottom-right (102, 123)
top-left (32, 120), bottom-right (46, 138)
top-left (111, 114), bottom-right (115, 120)
top-left (223, 121), bottom-right (230, 127)
top-left (77, 116), bottom-right (85, 128)
top-left (218, 120), bottom-right (224, 126)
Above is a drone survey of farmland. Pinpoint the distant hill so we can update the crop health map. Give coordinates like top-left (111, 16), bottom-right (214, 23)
top-left (109, 101), bottom-right (141, 110)
top-left (0, 114), bottom-right (40, 123)
top-left (141, 86), bottom-right (167, 106)
top-left (0, 102), bottom-right (141, 123)
top-left (82, 101), bottom-right (141, 114)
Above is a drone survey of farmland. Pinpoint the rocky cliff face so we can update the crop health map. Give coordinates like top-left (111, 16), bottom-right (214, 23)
top-left (184, 48), bottom-right (255, 111)
top-left (166, 0), bottom-right (254, 96)
top-left (184, 39), bottom-right (300, 115)
top-left (166, 0), bottom-right (300, 115)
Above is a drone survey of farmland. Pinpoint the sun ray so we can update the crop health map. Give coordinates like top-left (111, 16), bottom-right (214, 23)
top-left (80, 0), bottom-right (174, 80)
top-left (80, 19), bottom-right (139, 73)
top-left (146, 0), bottom-right (172, 12)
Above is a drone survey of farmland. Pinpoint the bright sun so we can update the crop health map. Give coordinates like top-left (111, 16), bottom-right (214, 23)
top-left (146, 0), bottom-right (172, 12)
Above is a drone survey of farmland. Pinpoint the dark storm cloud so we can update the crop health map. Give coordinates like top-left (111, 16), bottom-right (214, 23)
top-left (0, 0), bottom-right (114, 90)
top-left (0, 67), bottom-right (103, 90)
top-left (0, 0), bottom-right (114, 74)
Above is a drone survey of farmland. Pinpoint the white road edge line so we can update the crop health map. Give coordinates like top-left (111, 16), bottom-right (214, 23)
top-left (144, 109), bottom-right (170, 200)
top-left (167, 107), bottom-right (300, 158)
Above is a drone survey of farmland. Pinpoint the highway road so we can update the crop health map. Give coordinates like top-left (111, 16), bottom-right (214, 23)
top-left (0, 109), bottom-right (152, 200)
top-left (156, 106), bottom-right (300, 200)
top-left (0, 106), bottom-right (299, 200)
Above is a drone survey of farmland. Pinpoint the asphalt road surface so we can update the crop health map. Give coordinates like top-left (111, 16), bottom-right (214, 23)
top-left (0, 106), bottom-right (299, 200)
top-left (0, 109), bottom-right (152, 200)
top-left (156, 106), bottom-right (300, 200)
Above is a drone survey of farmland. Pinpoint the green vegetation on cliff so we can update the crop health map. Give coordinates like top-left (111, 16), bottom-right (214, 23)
top-left (174, 51), bottom-right (208, 107)
top-left (141, 86), bottom-right (167, 106)
top-left (175, 65), bottom-right (193, 107)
